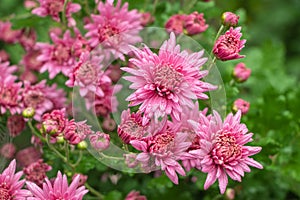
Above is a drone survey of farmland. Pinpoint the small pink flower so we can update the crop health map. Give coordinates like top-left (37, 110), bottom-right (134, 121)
top-left (165, 14), bottom-right (186, 34)
top-left (64, 120), bottom-right (93, 145)
top-left (222, 12), bottom-right (239, 27)
top-left (84, 0), bottom-right (142, 60)
top-left (7, 115), bottom-right (25, 137)
top-left (184, 12), bottom-right (209, 35)
top-left (0, 50), bottom-right (9, 61)
top-left (21, 49), bottom-right (44, 71)
top-left (42, 108), bottom-right (67, 136)
top-left (89, 131), bottom-right (110, 151)
top-left (23, 159), bottom-right (52, 187)
top-left (233, 62), bottom-right (251, 83)
top-left (24, 0), bottom-right (38, 9)
top-left (123, 32), bottom-right (216, 125)
top-left (0, 159), bottom-right (32, 199)
top-left (213, 27), bottom-right (246, 61)
top-left (225, 188), bottom-right (235, 200)
top-left (16, 146), bottom-right (42, 167)
top-left (19, 28), bottom-right (37, 50)
top-left (124, 153), bottom-right (139, 168)
top-left (0, 143), bottom-right (16, 159)
top-left (0, 21), bottom-right (21, 43)
top-left (72, 174), bottom-right (88, 187)
top-left (26, 171), bottom-right (88, 200)
top-left (141, 12), bottom-right (154, 26)
top-left (190, 111), bottom-right (262, 194)
top-left (232, 98), bottom-right (250, 115)
top-left (102, 116), bottom-right (116, 131)
top-left (125, 190), bottom-right (147, 200)
top-left (0, 60), bottom-right (18, 81)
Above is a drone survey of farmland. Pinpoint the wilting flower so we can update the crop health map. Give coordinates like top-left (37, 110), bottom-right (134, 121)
top-left (7, 115), bottom-right (25, 137)
top-left (190, 111), bottom-right (262, 194)
top-left (16, 147), bottom-right (42, 167)
top-left (84, 0), bottom-right (142, 60)
top-left (233, 62), bottom-right (251, 83)
top-left (213, 27), bottom-right (246, 61)
top-left (165, 14), bottom-right (186, 34)
top-left (26, 171), bottom-right (88, 200)
top-left (0, 21), bottom-right (21, 43)
top-left (125, 190), bottom-right (147, 200)
top-left (23, 159), bottom-right (52, 187)
top-left (0, 159), bottom-right (32, 199)
top-left (232, 98), bottom-right (250, 115)
top-left (184, 12), bottom-right (209, 35)
top-left (222, 12), bottom-right (239, 27)
top-left (32, 0), bottom-right (81, 27)
top-left (89, 131), bottom-right (110, 151)
top-left (130, 121), bottom-right (191, 184)
top-left (123, 32), bottom-right (216, 125)
top-left (0, 143), bottom-right (16, 159)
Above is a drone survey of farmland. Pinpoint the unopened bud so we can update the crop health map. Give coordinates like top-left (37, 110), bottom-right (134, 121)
top-left (22, 107), bottom-right (35, 118)
top-left (77, 141), bottom-right (88, 150)
top-left (222, 12), bottom-right (239, 27)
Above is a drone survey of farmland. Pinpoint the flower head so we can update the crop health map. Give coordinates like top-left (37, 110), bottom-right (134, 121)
top-left (0, 143), bottom-right (16, 159)
top-left (16, 147), bottom-right (42, 167)
top-left (23, 159), bottom-right (52, 187)
top-left (123, 32), bottom-right (216, 125)
top-left (213, 27), bottom-right (246, 61)
top-left (222, 12), bottom-right (239, 27)
top-left (165, 14), bottom-right (186, 34)
top-left (26, 171), bottom-right (88, 200)
top-left (232, 98), bottom-right (250, 115)
top-left (0, 159), bottom-right (31, 199)
top-left (184, 12), bottom-right (209, 35)
top-left (42, 109), bottom-right (67, 136)
top-left (0, 21), bottom-right (21, 43)
top-left (89, 131), bottom-right (110, 151)
top-left (191, 111), bottom-right (262, 194)
top-left (233, 62), bottom-right (251, 83)
top-left (125, 190), bottom-right (147, 200)
top-left (84, 0), bottom-right (142, 60)
top-left (64, 120), bottom-right (93, 145)
top-left (7, 115), bottom-right (25, 137)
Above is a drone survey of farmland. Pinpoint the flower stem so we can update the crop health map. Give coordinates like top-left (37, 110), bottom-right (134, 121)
top-left (27, 120), bottom-right (46, 143)
top-left (85, 182), bottom-right (104, 199)
top-left (210, 25), bottom-right (225, 57)
top-left (152, 0), bottom-right (159, 15)
top-left (62, 0), bottom-right (69, 26)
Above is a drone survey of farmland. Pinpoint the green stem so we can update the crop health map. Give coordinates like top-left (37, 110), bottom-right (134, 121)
top-left (152, 0), bottom-right (159, 15)
top-left (85, 182), bottom-right (104, 199)
top-left (210, 25), bottom-right (225, 56)
top-left (0, 13), bottom-right (31, 21)
top-left (27, 120), bottom-right (46, 143)
top-left (207, 56), bottom-right (216, 72)
top-left (84, 0), bottom-right (91, 15)
top-left (62, 0), bottom-right (69, 26)
top-left (64, 141), bottom-right (70, 163)
top-left (46, 136), bottom-right (68, 164)
top-left (73, 150), bottom-right (83, 167)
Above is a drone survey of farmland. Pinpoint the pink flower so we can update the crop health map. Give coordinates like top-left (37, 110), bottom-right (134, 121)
top-left (16, 147), bottom-right (42, 167)
top-left (191, 111), bottom-right (262, 194)
top-left (7, 115), bottom-right (25, 137)
top-left (0, 143), bottom-right (16, 159)
top-left (123, 32), bottom-right (216, 125)
top-left (22, 80), bottom-right (66, 121)
top-left (23, 159), bottom-right (52, 187)
top-left (42, 108), bottom-right (67, 137)
top-left (64, 120), bottom-right (93, 145)
top-left (32, 0), bottom-right (81, 27)
top-left (0, 50), bottom-right (9, 61)
top-left (118, 109), bottom-right (149, 144)
top-left (233, 62), bottom-right (251, 83)
top-left (26, 171), bottom-right (88, 200)
top-left (184, 12), bottom-right (209, 35)
top-left (20, 70), bottom-right (38, 84)
top-left (89, 131), bottom-right (110, 151)
top-left (165, 14), bottom-right (186, 34)
top-left (130, 121), bottom-right (191, 184)
top-left (213, 27), bottom-right (246, 61)
top-left (72, 174), bottom-right (88, 187)
top-left (222, 12), bottom-right (239, 27)
top-left (19, 28), bottom-right (37, 50)
top-left (0, 159), bottom-right (32, 199)
top-left (124, 153), bottom-right (139, 168)
top-left (0, 21), bottom-right (21, 43)
top-left (107, 64), bottom-right (122, 83)
top-left (21, 50), bottom-right (44, 71)
top-left (141, 12), bottom-right (154, 26)
top-left (232, 98), bottom-right (250, 115)
top-left (84, 0), bottom-right (142, 60)
top-left (102, 116), bottom-right (116, 131)
top-left (125, 190), bottom-right (147, 200)
top-left (36, 30), bottom-right (77, 79)
top-left (0, 60), bottom-right (18, 81)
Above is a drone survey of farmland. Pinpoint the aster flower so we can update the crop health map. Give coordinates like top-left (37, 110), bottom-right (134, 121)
top-left (19, 28), bottom-right (37, 50)
top-left (32, 0), bottom-right (81, 27)
top-left (130, 121), bottom-right (191, 184)
top-left (190, 111), bottom-right (262, 194)
top-left (213, 27), bottom-right (246, 61)
top-left (36, 30), bottom-right (77, 79)
top-left (84, 0), bottom-right (142, 60)
top-left (23, 159), bottom-right (52, 187)
top-left (21, 49), bottom-right (44, 71)
top-left (0, 60), bottom-right (18, 81)
top-left (123, 32), bottom-right (216, 125)
top-left (222, 12), bottom-right (239, 27)
top-left (26, 171), bottom-right (88, 200)
top-left (184, 12), bottom-right (209, 35)
top-left (0, 159), bottom-right (32, 199)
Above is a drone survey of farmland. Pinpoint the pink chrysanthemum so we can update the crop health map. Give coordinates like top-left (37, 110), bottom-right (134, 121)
top-left (125, 190), bottom-right (147, 200)
top-left (21, 49), bottom-right (44, 71)
top-left (0, 21), bottom-right (21, 44)
top-left (0, 159), bottom-right (32, 199)
top-left (26, 171), bottom-right (88, 200)
top-left (32, 0), bottom-right (81, 27)
top-left (7, 115), bottom-right (25, 137)
top-left (23, 159), bottom-right (52, 187)
top-left (0, 60), bottom-right (18, 81)
top-left (36, 30), bottom-right (77, 79)
top-left (165, 14), bottom-right (186, 34)
top-left (190, 110), bottom-right (262, 194)
top-left (130, 121), bottom-right (191, 184)
top-left (123, 32), bottom-right (216, 125)
top-left (42, 108), bottom-right (67, 137)
top-left (84, 0), bottom-right (142, 60)
top-left (22, 80), bottom-right (66, 121)
top-left (232, 98), bottom-right (250, 115)
top-left (213, 27), bottom-right (246, 61)
top-left (64, 120), bottom-right (93, 145)
top-left (184, 12), bottom-right (209, 35)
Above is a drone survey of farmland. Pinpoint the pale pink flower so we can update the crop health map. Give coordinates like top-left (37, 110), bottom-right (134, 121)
top-left (222, 12), bottom-right (239, 27)
top-left (22, 80), bottom-right (66, 121)
top-left (0, 21), bottom-right (21, 43)
top-left (89, 131), bottom-right (110, 151)
top-left (7, 115), bottom-right (25, 137)
top-left (233, 62), bottom-right (251, 83)
top-left (190, 111), bottom-right (262, 194)
top-left (23, 159), bottom-right (52, 187)
top-left (21, 49), bottom-right (44, 71)
top-left (26, 171), bottom-right (88, 200)
top-left (19, 70), bottom-right (38, 84)
top-left (141, 12), bottom-right (154, 26)
top-left (0, 143), bottom-right (16, 159)
top-left (125, 190), bottom-right (147, 200)
top-left (32, 0), bottom-right (81, 27)
top-left (0, 159), bottom-right (32, 199)
top-left (0, 60), bottom-right (18, 81)
top-left (165, 14), bottom-right (186, 34)
top-left (213, 27), bottom-right (246, 61)
top-left (84, 0), bottom-right (142, 60)
top-left (0, 50), bottom-right (9, 61)
top-left (118, 109), bottom-right (149, 144)
top-left (36, 30), bottom-right (77, 79)
top-left (232, 98), bottom-right (250, 115)
top-left (19, 28), bottom-right (37, 50)
top-left (130, 121), bottom-right (191, 184)
top-left (124, 153), bottom-right (139, 168)
top-left (123, 32), bottom-right (216, 125)
top-left (16, 147), bottom-right (42, 167)
top-left (102, 116), bottom-right (116, 131)
top-left (184, 12), bottom-right (209, 35)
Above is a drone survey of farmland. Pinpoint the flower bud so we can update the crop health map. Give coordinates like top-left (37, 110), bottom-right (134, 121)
top-left (222, 12), bottom-right (239, 27)
top-left (56, 135), bottom-right (65, 144)
top-left (225, 188), bottom-right (235, 200)
top-left (77, 141), bottom-right (88, 150)
top-left (184, 12), bottom-right (209, 35)
top-left (89, 132), bottom-right (110, 151)
top-left (233, 62), bottom-right (251, 83)
top-left (22, 107), bottom-right (35, 118)
top-left (232, 98), bottom-right (250, 115)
